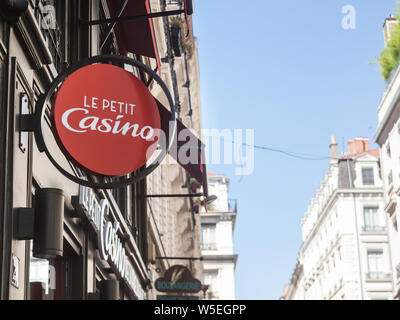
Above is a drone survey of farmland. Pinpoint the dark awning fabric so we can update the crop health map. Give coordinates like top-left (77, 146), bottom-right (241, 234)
top-left (156, 100), bottom-right (208, 197)
top-left (106, 0), bottom-right (160, 61)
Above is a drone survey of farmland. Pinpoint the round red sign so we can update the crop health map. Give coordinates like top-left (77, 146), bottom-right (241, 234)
top-left (53, 63), bottom-right (161, 176)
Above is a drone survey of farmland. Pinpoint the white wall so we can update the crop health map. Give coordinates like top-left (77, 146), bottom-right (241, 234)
top-left (293, 154), bottom-right (392, 300)
top-left (201, 174), bottom-right (237, 300)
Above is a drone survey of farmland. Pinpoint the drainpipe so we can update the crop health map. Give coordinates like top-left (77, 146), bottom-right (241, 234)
top-left (347, 159), bottom-right (365, 299)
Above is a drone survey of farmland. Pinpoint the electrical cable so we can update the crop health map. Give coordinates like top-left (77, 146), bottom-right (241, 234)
top-left (245, 143), bottom-right (331, 161)
top-left (229, 139), bottom-right (332, 161)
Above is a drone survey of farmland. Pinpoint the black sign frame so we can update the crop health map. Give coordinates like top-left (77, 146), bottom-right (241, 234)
top-left (31, 54), bottom-right (176, 189)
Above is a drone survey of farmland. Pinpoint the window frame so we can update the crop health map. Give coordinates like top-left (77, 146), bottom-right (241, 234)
top-left (361, 167), bottom-right (375, 186)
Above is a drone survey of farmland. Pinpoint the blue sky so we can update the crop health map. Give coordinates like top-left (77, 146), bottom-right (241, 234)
top-left (192, 1), bottom-right (396, 299)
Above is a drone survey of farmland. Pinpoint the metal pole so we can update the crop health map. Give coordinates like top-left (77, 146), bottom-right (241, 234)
top-left (143, 193), bottom-right (203, 198)
top-left (156, 256), bottom-right (203, 261)
top-left (81, 10), bottom-right (184, 26)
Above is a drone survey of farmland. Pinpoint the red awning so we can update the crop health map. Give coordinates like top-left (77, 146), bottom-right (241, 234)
top-left (156, 100), bottom-right (208, 197)
top-left (106, 0), bottom-right (160, 65)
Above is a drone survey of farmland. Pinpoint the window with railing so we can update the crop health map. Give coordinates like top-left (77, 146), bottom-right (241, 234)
top-left (203, 270), bottom-right (218, 296)
top-left (201, 243), bottom-right (217, 250)
top-left (363, 206), bottom-right (385, 232)
top-left (201, 224), bottom-right (216, 250)
top-left (362, 225), bottom-right (386, 232)
top-left (366, 272), bottom-right (392, 280)
top-left (367, 249), bottom-right (389, 280)
top-left (167, 0), bottom-right (183, 5)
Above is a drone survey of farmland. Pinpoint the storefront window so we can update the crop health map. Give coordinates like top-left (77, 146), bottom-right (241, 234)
top-left (28, 243), bottom-right (52, 299)
top-left (28, 240), bottom-right (82, 300)
top-left (27, 189), bottom-right (81, 300)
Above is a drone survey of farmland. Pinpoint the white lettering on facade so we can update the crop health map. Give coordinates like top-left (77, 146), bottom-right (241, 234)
top-left (78, 186), bottom-right (144, 299)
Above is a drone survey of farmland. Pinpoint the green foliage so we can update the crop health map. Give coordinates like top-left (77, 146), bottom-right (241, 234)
top-left (182, 40), bottom-right (193, 55)
top-left (378, 3), bottom-right (400, 82)
top-left (169, 17), bottom-right (183, 28)
top-left (379, 47), bottom-right (397, 81)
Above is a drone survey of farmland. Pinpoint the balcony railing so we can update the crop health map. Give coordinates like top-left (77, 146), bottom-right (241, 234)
top-left (228, 199), bottom-right (237, 213)
top-left (201, 243), bottom-right (217, 250)
top-left (362, 225), bottom-right (387, 233)
top-left (167, 0), bottom-right (182, 5)
top-left (396, 263), bottom-right (400, 280)
top-left (366, 272), bottom-right (392, 280)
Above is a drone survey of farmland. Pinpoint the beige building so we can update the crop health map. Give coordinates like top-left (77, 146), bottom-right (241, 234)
top-left (146, 0), bottom-right (205, 299)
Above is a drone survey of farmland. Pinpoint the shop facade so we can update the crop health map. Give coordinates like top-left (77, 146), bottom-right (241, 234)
top-left (0, 0), bottom-right (205, 300)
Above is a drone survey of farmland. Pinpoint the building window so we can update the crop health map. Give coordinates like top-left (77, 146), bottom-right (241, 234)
top-left (388, 171), bottom-right (393, 186)
top-left (203, 270), bottom-right (218, 299)
top-left (396, 263), bottom-right (400, 281)
top-left (201, 224), bottom-right (216, 250)
top-left (386, 143), bottom-right (392, 158)
top-left (361, 168), bottom-right (374, 185)
top-left (28, 240), bottom-right (83, 300)
top-left (366, 249), bottom-right (388, 280)
top-left (393, 215), bottom-right (398, 232)
top-left (363, 206), bottom-right (384, 232)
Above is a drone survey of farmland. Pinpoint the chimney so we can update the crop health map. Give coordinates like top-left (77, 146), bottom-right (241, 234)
top-left (330, 135), bottom-right (338, 163)
top-left (348, 138), bottom-right (370, 155)
top-left (348, 139), bottom-right (355, 154)
top-left (383, 14), bottom-right (398, 47)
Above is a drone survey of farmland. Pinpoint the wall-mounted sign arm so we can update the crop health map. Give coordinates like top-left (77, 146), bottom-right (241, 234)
top-left (15, 208), bottom-right (35, 240)
top-left (19, 114), bottom-right (36, 132)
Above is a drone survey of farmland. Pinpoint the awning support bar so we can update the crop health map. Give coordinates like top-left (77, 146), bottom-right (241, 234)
top-left (80, 9), bottom-right (185, 26)
top-left (100, 0), bottom-right (129, 51)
